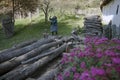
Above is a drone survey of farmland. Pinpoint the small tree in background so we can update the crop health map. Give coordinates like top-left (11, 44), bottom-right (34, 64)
top-left (39, 0), bottom-right (52, 23)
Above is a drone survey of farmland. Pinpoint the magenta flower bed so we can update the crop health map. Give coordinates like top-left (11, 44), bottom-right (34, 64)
top-left (58, 37), bottom-right (120, 80)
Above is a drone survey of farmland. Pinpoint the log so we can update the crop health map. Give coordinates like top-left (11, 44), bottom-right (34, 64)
top-left (84, 17), bottom-right (101, 21)
top-left (37, 67), bottom-right (59, 80)
top-left (36, 56), bottom-right (71, 80)
top-left (84, 21), bottom-right (102, 25)
top-left (0, 38), bottom-right (54, 63)
top-left (85, 29), bottom-right (102, 32)
top-left (36, 59), bottom-right (62, 80)
top-left (71, 34), bottom-right (81, 42)
top-left (13, 39), bottom-right (37, 48)
top-left (84, 24), bottom-right (102, 29)
top-left (0, 39), bottom-right (37, 55)
top-left (84, 20), bottom-right (102, 23)
top-left (0, 40), bottom-right (63, 76)
top-left (0, 44), bottom-right (67, 80)
top-left (62, 36), bottom-right (75, 43)
top-left (85, 27), bottom-right (103, 32)
top-left (85, 26), bottom-right (103, 31)
top-left (84, 20), bottom-right (101, 23)
top-left (22, 40), bottom-right (63, 64)
top-left (84, 23), bottom-right (102, 28)
top-left (84, 23), bottom-right (102, 27)
top-left (85, 27), bottom-right (102, 31)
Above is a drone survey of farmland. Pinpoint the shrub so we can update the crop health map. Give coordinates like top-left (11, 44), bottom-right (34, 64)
top-left (58, 37), bottom-right (120, 80)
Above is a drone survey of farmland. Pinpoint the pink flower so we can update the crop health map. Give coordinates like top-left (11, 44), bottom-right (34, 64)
top-left (74, 73), bottom-right (80, 79)
top-left (91, 67), bottom-right (97, 77)
top-left (69, 57), bottom-right (74, 62)
top-left (96, 53), bottom-right (103, 58)
top-left (105, 50), bottom-right (115, 57)
top-left (71, 67), bottom-right (76, 72)
top-left (103, 63), bottom-right (112, 67)
top-left (78, 52), bottom-right (85, 58)
top-left (64, 71), bottom-right (70, 77)
top-left (97, 69), bottom-right (106, 76)
top-left (91, 67), bottom-right (106, 77)
top-left (80, 71), bottom-right (90, 80)
top-left (73, 48), bottom-right (81, 51)
top-left (57, 74), bottom-right (63, 80)
top-left (95, 37), bottom-right (108, 45)
top-left (115, 66), bottom-right (120, 73)
top-left (116, 46), bottom-right (120, 50)
top-left (84, 47), bottom-right (93, 55)
top-left (61, 54), bottom-right (69, 64)
top-left (80, 62), bottom-right (86, 68)
top-left (85, 37), bottom-right (91, 44)
top-left (70, 52), bottom-right (76, 57)
top-left (96, 48), bottom-right (102, 53)
top-left (112, 38), bottom-right (120, 44)
top-left (112, 58), bottom-right (120, 64)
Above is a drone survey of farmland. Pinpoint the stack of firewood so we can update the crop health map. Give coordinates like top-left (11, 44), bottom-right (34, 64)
top-left (0, 36), bottom-right (85, 80)
top-left (0, 36), bottom-right (65, 80)
top-left (83, 15), bottom-right (103, 36)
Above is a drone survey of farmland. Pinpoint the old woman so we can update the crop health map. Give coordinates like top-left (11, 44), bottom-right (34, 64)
top-left (49, 16), bottom-right (58, 35)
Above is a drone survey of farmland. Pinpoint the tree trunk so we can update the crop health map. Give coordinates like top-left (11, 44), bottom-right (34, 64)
top-left (0, 44), bottom-right (67, 80)
top-left (0, 40), bottom-right (63, 76)
top-left (12, 0), bottom-right (15, 22)
top-left (45, 12), bottom-right (48, 23)
top-left (0, 39), bottom-right (37, 55)
top-left (0, 38), bottom-right (54, 63)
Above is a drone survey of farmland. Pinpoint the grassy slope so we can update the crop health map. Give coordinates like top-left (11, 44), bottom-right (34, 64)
top-left (0, 14), bottom-right (84, 50)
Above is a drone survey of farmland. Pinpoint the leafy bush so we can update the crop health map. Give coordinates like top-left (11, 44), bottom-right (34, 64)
top-left (58, 37), bottom-right (120, 80)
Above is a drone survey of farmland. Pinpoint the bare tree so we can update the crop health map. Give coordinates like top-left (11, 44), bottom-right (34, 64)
top-left (39, 0), bottom-right (51, 23)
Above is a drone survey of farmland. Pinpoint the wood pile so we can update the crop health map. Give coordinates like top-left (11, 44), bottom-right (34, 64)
top-left (0, 36), bottom-right (85, 80)
top-left (83, 15), bottom-right (103, 36)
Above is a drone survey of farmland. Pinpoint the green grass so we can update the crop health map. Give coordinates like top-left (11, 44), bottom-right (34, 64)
top-left (0, 14), bottom-right (84, 50)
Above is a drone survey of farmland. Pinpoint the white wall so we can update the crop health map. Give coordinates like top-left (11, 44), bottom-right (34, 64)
top-left (102, 0), bottom-right (120, 36)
